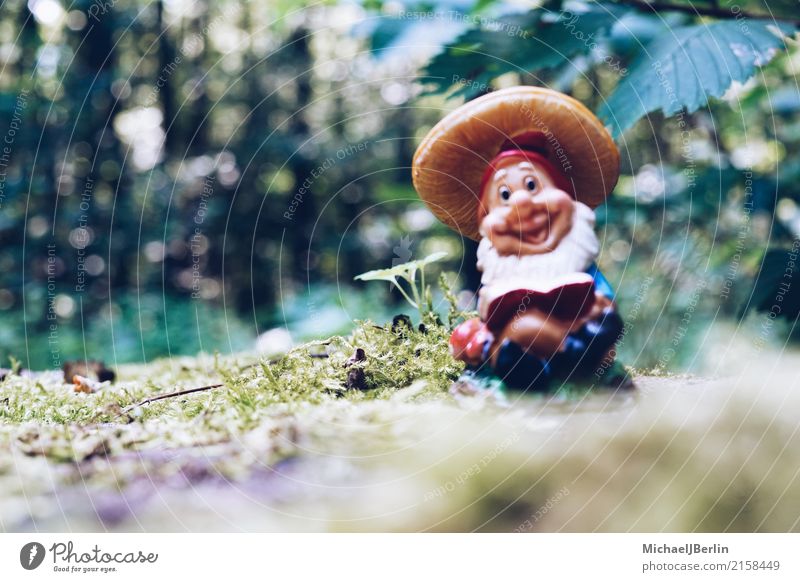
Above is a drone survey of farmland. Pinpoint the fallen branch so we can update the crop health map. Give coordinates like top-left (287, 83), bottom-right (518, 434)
top-left (119, 383), bottom-right (223, 416)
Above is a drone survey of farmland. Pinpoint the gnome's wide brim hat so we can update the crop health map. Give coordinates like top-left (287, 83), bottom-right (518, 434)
top-left (412, 86), bottom-right (620, 240)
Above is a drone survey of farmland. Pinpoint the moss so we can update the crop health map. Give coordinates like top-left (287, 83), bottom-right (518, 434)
top-left (0, 316), bottom-right (464, 494)
top-left (17, 304), bottom-right (785, 532)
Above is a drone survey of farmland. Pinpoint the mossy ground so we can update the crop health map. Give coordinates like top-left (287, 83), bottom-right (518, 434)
top-left (2, 319), bottom-right (800, 532)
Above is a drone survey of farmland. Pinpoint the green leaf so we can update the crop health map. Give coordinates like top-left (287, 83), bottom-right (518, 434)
top-left (413, 250), bottom-right (449, 267)
top-left (608, 12), bottom-right (688, 56)
top-left (419, 12), bottom-right (541, 97)
top-left (471, 0), bottom-right (500, 14)
top-left (419, 4), bottom-right (623, 97)
top-left (354, 252), bottom-right (448, 283)
top-left (599, 21), bottom-right (794, 137)
top-left (359, 17), bottom-right (416, 53)
top-left (517, 4), bottom-right (626, 71)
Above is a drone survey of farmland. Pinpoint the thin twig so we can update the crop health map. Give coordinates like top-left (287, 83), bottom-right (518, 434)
top-left (614, 0), bottom-right (800, 25)
top-left (119, 383), bottom-right (223, 416)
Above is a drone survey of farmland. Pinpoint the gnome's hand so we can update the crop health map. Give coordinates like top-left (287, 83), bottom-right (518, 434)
top-left (450, 318), bottom-right (494, 366)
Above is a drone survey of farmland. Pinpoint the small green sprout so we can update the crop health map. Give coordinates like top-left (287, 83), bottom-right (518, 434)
top-left (8, 356), bottom-right (22, 375)
top-left (355, 251), bottom-right (447, 319)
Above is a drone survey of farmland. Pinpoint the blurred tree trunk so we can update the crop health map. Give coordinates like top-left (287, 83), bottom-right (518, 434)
top-left (330, 90), bottom-right (366, 282)
top-left (284, 26), bottom-right (319, 279)
top-left (232, 4), bottom-right (277, 312)
top-left (15, 5), bottom-right (38, 81)
top-left (188, 9), bottom-right (209, 156)
top-left (14, 6), bottom-right (49, 334)
top-left (156, 0), bottom-right (177, 156)
top-left (393, 105), bottom-right (414, 183)
top-left (72, 6), bottom-right (128, 291)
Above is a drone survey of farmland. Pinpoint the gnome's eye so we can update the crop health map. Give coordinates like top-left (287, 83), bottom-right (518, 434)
top-left (499, 186), bottom-right (511, 201)
top-left (524, 176), bottom-right (537, 191)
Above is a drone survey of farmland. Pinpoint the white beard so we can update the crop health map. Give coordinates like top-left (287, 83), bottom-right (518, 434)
top-left (477, 202), bottom-right (600, 288)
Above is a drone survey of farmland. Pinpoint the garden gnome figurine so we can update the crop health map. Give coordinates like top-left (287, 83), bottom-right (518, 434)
top-left (412, 86), bottom-right (626, 391)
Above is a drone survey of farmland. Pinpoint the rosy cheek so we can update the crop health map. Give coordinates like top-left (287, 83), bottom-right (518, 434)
top-left (480, 211), bottom-right (505, 235)
top-left (551, 193), bottom-right (574, 215)
top-left (552, 198), bottom-right (575, 235)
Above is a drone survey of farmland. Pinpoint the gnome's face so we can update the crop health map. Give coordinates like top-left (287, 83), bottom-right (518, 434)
top-left (479, 157), bottom-right (575, 257)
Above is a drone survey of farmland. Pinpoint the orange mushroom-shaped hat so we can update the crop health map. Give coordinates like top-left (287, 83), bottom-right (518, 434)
top-left (412, 86), bottom-right (620, 240)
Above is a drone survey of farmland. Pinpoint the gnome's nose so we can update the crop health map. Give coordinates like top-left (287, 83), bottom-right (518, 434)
top-left (508, 190), bottom-right (536, 218)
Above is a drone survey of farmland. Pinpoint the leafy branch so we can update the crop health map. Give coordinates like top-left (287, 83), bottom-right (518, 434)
top-left (613, 0), bottom-right (800, 25)
top-left (415, 0), bottom-right (796, 136)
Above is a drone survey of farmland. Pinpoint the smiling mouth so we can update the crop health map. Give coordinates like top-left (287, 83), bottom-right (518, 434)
top-left (491, 219), bottom-right (552, 253)
top-left (488, 206), bottom-right (562, 254)
top-left (521, 211), bottom-right (553, 247)
top-left (523, 224), bottom-right (549, 245)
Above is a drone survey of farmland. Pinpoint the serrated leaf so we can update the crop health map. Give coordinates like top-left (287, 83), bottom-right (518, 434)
top-left (599, 21), bottom-right (794, 137)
